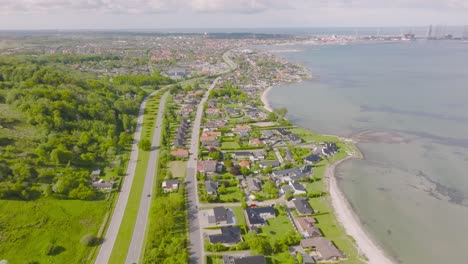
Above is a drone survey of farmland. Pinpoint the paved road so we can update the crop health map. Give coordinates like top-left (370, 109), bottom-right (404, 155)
top-left (187, 77), bottom-right (221, 264)
top-left (95, 89), bottom-right (165, 264)
top-left (125, 91), bottom-right (169, 264)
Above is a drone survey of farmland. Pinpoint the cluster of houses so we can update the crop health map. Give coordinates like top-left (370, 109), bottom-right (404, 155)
top-left (202, 201), bottom-right (345, 262)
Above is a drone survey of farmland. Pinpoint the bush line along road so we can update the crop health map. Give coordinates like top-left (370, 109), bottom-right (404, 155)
top-left (94, 88), bottom-right (166, 264)
top-left (93, 50), bottom-right (234, 264)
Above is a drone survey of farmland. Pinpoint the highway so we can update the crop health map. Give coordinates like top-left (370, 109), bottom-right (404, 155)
top-left (187, 77), bottom-right (220, 264)
top-left (94, 89), bottom-right (166, 264)
top-left (125, 91), bottom-right (169, 264)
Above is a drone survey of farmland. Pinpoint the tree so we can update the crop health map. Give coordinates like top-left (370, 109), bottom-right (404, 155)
top-left (284, 190), bottom-right (294, 201)
top-left (262, 180), bottom-right (278, 199)
top-left (218, 184), bottom-right (227, 194)
top-left (80, 234), bottom-right (97, 246)
top-left (262, 165), bottom-right (272, 174)
top-left (248, 235), bottom-right (272, 254)
top-left (297, 252), bottom-right (304, 263)
top-left (138, 139), bottom-right (151, 151)
top-left (230, 165), bottom-right (241, 175)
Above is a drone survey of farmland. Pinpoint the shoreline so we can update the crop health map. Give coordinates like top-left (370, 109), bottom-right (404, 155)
top-left (327, 158), bottom-right (394, 264)
top-left (260, 86), bottom-right (394, 264)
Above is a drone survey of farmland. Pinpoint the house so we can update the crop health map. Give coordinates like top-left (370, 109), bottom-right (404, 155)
top-left (296, 216), bottom-right (322, 238)
top-left (206, 108), bottom-right (221, 115)
top-left (288, 133), bottom-right (302, 144)
top-left (91, 169), bottom-right (101, 178)
top-left (239, 160), bottom-right (250, 168)
top-left (205, 180), bottom-right (219, 195)
top-left (201, 136), bottom-right (220, 148)
top-left (92, 181), bottom-right (113, 190)
top-left (259, 160), bottom-right (281, 169)
top-left (202, 131), bottom-right (222, 138)
top-left (225, 108), bottom-right (241, 116)
top-left (276, 128), bottom-right (290, 136)
top-left (171, 149), bottom-right (189, 158)
top-left (273, 165), bottom-right (313, 182)
top-left (233, 125), bottom-right (252, 133)
top-left (232, 151), bottom-right (253, 160)
top-left (161, 179), bottom-right (179, 192)
top-left (300, 237), bottom-right (345, 262)
top-left (251, 150), bottom-right (266, 161)
top-left (290, 181), bottom-right (307, 194)
top-left (249, 138), bottom-right (264, 146)
top-left (245, 206), bottom-right (276, 227)
top-left (322, 142), bottom-right (338, 157)
top-left (197, 160), bottom-right (218, 174)
top-left (246, 177), bottom-right (262, 192)
top-left (208, 207), bottom-right (236, 225)
top-left (208, 226), bottom-right (242, 246)
top-left (284, 148), bottom-right (294, 162)
top-left (292, 197), bottom-right (314, 215)
top-left (281, 181), bottom-right (307, 195)
top-left (165, 67), bottom-right (187, 80)
top-left (303, 154), bottom-right (321, 165)
top-left (222, 255), bottom-right (267, 264)
top-left (261, 130), bottom-right (277, 139)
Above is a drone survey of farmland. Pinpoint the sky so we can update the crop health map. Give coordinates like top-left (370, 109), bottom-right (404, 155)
top-left (1, 0), bottom-right (468, 30)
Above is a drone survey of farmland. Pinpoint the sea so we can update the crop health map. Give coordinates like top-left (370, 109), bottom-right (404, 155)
top-left (260, 40), bottom-right (468, 264)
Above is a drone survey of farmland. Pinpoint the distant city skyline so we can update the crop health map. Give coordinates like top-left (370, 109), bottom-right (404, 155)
top-left (1, 0), bottom-right (468, 30)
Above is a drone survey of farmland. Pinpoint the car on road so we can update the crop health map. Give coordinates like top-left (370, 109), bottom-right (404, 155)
top-left (249, 203), bottom-right (257, 207)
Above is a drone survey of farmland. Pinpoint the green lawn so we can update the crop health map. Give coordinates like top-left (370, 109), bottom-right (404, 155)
top-left (206, 255), bottom-right (224, 264)
top-left (221, 141), bottom-right (241, 149)
top-left (219, 186), bottom-right (243, 202)
top-left (108, 90), bottom-right (167, 264)
top-left (260, 215), bottom-right (296, 243)
top-left (0, 198), bottom-right (108, 264)
top-left (168, 161), bottom-right (187, 178)
top-left (229, 206), bottom-right (246, 227)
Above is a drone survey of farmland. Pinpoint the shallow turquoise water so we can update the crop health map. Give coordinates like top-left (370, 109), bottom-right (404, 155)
top-left (263, 41), bottom-right (468, 263)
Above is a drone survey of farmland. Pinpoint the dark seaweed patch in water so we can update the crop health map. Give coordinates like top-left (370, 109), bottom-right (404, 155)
top-left (416, 171), bottom-right (467, 206)
top-left (360, 104), bottom-right (468, 124)
top-left (377, 187), bottom-right (391, 192)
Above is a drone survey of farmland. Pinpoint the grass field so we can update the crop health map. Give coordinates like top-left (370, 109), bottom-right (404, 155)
top-left (206, 255), bottom-right (224, 264)
top-left (221, 141), bottom-right (241, 149)
top-left (219, 186), bottom-right (243, 202)
top-left (107, 90), bottom-right (166, 263)
top-left (0, 198), bottom-right (108, 263)
top-left (260, 215), bottom-right (296, 243)
top-left (229, 206), bottom-right (246, 227)
top-left (168, 161), bottom-right (187, 178)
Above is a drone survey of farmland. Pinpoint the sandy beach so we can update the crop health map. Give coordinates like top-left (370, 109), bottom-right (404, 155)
top-left (326, 158), bottom-right (394, 264)
top-left (261, 85), bottom-right (394, 264)
top-left (260, 86), bottom-right (274, 112)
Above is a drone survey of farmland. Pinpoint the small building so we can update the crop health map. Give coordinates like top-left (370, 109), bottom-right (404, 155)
top-left (249, 138), bottom-right (264, 146)
top-left (222, 255), bottom-right (267, 264)
top-left (292, 197), bottom-right (314, 215)
top-left (208, 207), bottom-right (236, 226)
top-left (171, 149), bottom-right (189, 158)
top-left (259, 160), bottom-right (281, 169)
top-left (161, 179), bottom-right (179, 193)
top-left (281, 181), bottom-right (306, 195)
top-left (322, 142), bottom-right (338, 157)
top-left (300, 237), bottom-right (345, 262)
top-left (288, 133), bottom-right (302, 144)
top-left (232, 151), bottom-right (253, 160)
top-left (245, 206), bottom-right (276, 228)
top-left (208, 226), bottom-right (242, 246)
top-left (303, 154), bottom-right (321, 165)
top-left (296, 216), bottom-right (322, 238)
top-left (197, 160), bottom-right (218, 174)
top-left (239, 160), bottom-right (250, 169)
top-left (165, 67), bottom-right (187, 80)
top-left (92, 181), bottom-right (113, 190)
top-left (205, 180), bottom-right (219, 195)
top-left (246, 177), bottom-right (262, 193)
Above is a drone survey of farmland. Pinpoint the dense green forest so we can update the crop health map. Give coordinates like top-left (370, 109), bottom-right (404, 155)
top-left (0, 54), bottom-right (172, 200)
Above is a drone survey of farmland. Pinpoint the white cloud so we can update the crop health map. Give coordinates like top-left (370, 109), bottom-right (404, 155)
top-left (1, 0), bottom-right (468, 15)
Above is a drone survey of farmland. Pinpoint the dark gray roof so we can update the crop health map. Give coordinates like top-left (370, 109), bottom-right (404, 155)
top-left (165, 179), bottom-right (179, 186)
top-left (213, 207), bottom-right (229, 222)
top-left (293, 197), bottom-right (313, 215)
top-left (288, 133), bottom-right (302, 143)
top-left (222, 255), bottom-right (267, 264)
top-left (205, 181), bottom-right (218, 193)
top-left (208, 226), bottom-right (242, 244)
top-left (259, 160), bottom-right (280, 168)
top-left (303, 154), bottom-right (321, 164)
top-left (291, 181), bottom-right (306, 192)
top-left (245, 206), bottom-right (276, 226)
